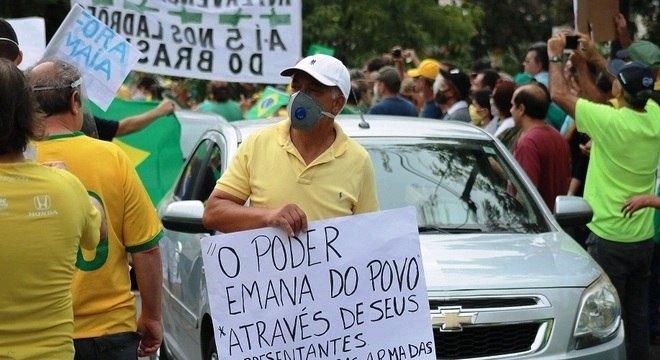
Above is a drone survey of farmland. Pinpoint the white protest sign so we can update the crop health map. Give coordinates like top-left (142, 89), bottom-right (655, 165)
top-left (44, 4), bottom-right (140, 110)
top-left (72, 0), bottom-right (302, 84)
top-left (6, 17), bottom-right (46, 70)
top-left (201, 207), bottom-right (436, 360)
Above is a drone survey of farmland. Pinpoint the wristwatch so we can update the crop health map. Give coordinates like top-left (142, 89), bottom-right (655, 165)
top-left (549, 55), bottom-right (563, 63)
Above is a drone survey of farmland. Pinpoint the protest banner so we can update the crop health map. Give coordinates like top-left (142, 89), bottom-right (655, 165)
top-left (6, 17), bottom-right (46, 70)
top-left (201, 207), bottom-right (436, 360)
top-left (73, 0), bottom-right (302, 84)
top-left (44, 4), bottom-right (140, 110)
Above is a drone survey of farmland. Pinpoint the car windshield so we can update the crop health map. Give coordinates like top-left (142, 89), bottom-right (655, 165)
top-left (360, 138), bottom-right (549, 234)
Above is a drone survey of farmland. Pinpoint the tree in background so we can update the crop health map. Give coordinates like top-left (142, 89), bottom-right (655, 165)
top-left (470, 0), bottom-right (659, 74)
top-left (628, 0), bottom-right (659, 46)
top-left (1, 0), bottom-right (657, 75)
top-left (468, 0), bottom-right (572, 74)
top-left (302, 0), bottom-right (482, 69)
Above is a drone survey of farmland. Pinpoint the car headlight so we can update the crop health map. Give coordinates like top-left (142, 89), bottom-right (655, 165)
top-left (573, 275), bottom-right (621, 349)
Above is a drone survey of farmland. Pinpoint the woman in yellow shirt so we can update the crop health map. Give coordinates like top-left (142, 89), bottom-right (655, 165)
top-left (0, 59), bottom-right (101, 359)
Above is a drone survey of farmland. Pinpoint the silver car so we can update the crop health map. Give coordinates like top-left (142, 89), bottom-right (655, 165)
top-left (157, 114), bottom-right (625, 359)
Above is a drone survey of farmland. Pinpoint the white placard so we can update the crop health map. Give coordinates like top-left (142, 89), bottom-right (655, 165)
top-left (43, 4), bottom-right (140, 110)
top-left (6, 17), bottom-right (46, 70)
top-left (72, 0), bottom-right (302, 84)
top-left (201, 207), bottom-right (436, 360)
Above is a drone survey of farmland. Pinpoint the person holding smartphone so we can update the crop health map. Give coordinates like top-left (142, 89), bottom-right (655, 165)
top-left (549, 33), bottom-right (660, 360)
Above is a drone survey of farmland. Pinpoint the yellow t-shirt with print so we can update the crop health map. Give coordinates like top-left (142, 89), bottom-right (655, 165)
top-left (0, 162), bottom-right (100, 360)
top-left (36, 132), bottom-right (163, 338)
top-left (216, 119), bottom-right (379, 220)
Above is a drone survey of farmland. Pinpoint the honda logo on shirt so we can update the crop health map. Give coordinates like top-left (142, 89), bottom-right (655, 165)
top-left (29, 194), bottom-right (57, 217)
top-left (34, 195), bottom-right (51, 211)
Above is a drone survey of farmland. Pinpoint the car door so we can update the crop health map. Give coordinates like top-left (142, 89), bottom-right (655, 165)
top-left (162, 134), bottom-right (227, 357)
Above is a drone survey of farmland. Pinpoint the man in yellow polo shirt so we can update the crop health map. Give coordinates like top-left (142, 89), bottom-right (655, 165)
top-left (204, 54), bottom-right (379, 235)
top-left (28, 59), bottom-right (164, 359)
top-left (548, 34), bottom-right (660, 360)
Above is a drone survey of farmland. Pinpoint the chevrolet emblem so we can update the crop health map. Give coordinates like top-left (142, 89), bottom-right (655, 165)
top-left (432, 306), bottom-right (477, 332)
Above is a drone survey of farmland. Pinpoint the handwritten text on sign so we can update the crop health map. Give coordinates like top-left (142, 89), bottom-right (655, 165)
top-left (201, 207), bottom-right (436, 360)
top-left (44, 4), bottom-right (140, 110)
top-left (72, 0), bottom-right (302, 83)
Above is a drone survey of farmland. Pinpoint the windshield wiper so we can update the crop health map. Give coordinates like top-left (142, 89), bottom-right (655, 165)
top-left (460, 164), bottom-right (479, 213)
top-left (418, 225), bottom-right (484, 234)
top-left (418, 225), bottom-right (451, 234)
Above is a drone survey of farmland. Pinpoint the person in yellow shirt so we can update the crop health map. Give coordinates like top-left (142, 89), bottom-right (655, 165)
top-left (204, 54), bottom-right (379, 235)
top-left (0, 58), bottom-right (101, 359)
top-left (28, 59), bottom-right (164, 360)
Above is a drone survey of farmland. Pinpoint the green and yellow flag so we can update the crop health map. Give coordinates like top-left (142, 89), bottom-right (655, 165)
top-left (86, 98), bottom-right (185, 205)
top-left (245, 86), bottom-right (289, 119)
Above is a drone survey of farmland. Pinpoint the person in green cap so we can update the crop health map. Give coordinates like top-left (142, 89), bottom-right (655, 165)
top-left (626, 40), bottom-right (660, 91)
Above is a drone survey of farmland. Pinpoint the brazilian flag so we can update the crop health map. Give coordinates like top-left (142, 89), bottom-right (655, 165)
top-left (86, 98), bottom-right (184, 206)
top-left (245, 86), bottom-right (289, 119)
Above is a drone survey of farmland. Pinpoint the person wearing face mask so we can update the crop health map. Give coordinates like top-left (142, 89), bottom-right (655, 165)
top-left (469, 90), bottom-right (498, 134)
top-left (433, 67), bottom-right (471, 122)
top-left (203, 54), bottom-right (380, 236)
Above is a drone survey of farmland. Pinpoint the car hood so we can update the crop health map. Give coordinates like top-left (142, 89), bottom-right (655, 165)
top-left (420, 232), bottom-right (601, 291)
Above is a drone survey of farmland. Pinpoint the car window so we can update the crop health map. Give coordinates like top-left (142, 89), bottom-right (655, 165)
top-left (174, 140), bottom-right (212, 201)
top-left (361, 138), bottom-right (549, 234)
top-left (197, 144), bottom-right (223, 202)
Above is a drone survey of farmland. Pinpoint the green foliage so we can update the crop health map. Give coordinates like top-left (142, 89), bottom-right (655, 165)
top-left (469, 0), bottom-right (573, 74)
top-left (302, 0), bottom-right (482, 69)
top-left (1, 0), bottom-right (657, 76)
top-left (630, 0), bottom-right (660, 45)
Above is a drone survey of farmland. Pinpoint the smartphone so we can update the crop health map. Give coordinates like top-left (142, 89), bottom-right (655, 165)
top-left (565, 35), bottom-right (579, 50)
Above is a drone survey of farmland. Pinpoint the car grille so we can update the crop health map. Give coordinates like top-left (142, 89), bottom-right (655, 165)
top-left (429, 297), bottom-right (537, 309)
top-left (434, 322), bottom-right (542, 359)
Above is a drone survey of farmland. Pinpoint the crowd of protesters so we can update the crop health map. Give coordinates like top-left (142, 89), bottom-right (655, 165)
top-left (118, 13), bottom-right (660, 359)
top-left (1, 8), bottom-right (659, 360)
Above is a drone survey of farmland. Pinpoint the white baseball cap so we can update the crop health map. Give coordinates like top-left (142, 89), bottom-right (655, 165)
top-left (281, 54), bottom-right (351, 101)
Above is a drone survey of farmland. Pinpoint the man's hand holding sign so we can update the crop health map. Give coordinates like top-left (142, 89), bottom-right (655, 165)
top-left (200, 54), bottom-right (433, 358)
top-left (201, 207), bottom-right (436, 359)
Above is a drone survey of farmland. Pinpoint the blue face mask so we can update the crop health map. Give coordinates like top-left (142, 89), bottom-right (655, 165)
top-left (287, 91), bottom-right (335, 131)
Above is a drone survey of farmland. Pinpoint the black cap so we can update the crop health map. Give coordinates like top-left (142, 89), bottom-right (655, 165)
top-left (608, 60), bottom-right (654, 96)
top-left (440, 67), bottom-right (470, 100)
top-left (0, 18), bottom-right (18, 45)
top-left (0, 18), bottom-right (19, 62)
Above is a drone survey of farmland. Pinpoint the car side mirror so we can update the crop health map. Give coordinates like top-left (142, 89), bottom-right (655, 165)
top-left (161, 200), bottom-right (210, 234)
top-left (554, 196), bottom-right (593, 227)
